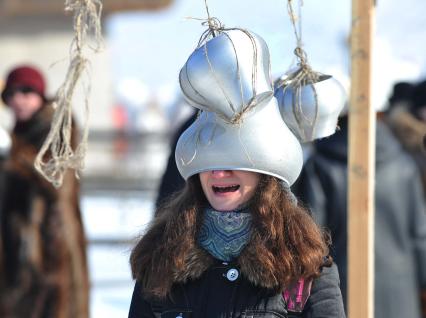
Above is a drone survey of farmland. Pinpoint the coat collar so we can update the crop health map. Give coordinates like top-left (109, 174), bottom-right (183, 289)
top-left (171, 228), bottom-right (282, 291)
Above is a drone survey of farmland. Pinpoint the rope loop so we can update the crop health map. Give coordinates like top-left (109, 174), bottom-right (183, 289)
top-left (34, 0), bottom-right (103, 188)
top-left (294, 46), bottom-right (309, 67)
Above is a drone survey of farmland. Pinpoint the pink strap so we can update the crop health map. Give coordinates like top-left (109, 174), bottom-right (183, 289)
top-left (283, 278), bottom-right (313, 312)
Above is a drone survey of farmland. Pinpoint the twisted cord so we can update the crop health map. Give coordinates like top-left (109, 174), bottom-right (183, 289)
top-left (34, 0), bottom-right (103, 188)
top-left (283, 0), bottom-right (321, 140)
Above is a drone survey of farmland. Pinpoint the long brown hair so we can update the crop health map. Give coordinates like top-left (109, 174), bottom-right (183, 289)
top-left (130, 174), bottom-right (329, 298)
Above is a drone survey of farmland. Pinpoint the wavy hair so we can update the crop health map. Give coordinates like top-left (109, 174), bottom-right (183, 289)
top-left (130, 174), bottom-right (330, 298)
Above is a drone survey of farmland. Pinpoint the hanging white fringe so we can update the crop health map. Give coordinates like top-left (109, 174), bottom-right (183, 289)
top-left (34, 0), bottom-right (103, 188)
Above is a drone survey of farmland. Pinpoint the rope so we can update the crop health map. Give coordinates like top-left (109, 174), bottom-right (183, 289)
top-left (287, 0), bottom-right (303, 51)
top-left (203, 0), bottom-right (217, 37)
top-left (281, 0), bottom-right (321, 140)
top-left (34, 0), bottom-right (103, 188)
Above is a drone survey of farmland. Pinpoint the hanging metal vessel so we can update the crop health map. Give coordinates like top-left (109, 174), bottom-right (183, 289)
top-left (274, 68), bottom-right (346, 142)
top-left (175, 97), bottom-right (303, 186)
top-left (179, 29), bottom-right (273, 122)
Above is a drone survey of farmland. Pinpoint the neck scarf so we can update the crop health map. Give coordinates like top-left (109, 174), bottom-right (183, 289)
top-left (197, 206), bottom-right (252, 262)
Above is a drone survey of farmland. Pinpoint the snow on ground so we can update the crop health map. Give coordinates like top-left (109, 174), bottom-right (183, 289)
top-left (81, 190), bottom-right (155, 317)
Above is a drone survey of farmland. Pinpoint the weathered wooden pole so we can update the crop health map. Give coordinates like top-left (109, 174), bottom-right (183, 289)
top-left (348, 0), bottom-right (376, 317)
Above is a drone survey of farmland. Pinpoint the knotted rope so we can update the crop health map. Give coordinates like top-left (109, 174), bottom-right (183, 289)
top-left (34, 0), bottom-right (103, 188)
top-left (276, 0), bottom-right (321, 140)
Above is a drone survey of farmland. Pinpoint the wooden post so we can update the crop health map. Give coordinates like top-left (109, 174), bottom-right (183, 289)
top-left (348, 0), bottom-right (375, 317)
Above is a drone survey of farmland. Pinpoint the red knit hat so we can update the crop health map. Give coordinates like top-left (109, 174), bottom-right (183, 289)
top-left (1, 65), bottom-right (46, 104)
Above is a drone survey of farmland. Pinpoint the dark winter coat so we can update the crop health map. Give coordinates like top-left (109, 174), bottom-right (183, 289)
top-left (386, 109), bottom-right (426, 196)
top-left (0, 105), bottom-right (89, 318)
top-left (293, 117), bottom-right (426, 318)
top-left (128, 206), bottom-right (346, 318)
top-left (129, 258), bottom-right (344, 318)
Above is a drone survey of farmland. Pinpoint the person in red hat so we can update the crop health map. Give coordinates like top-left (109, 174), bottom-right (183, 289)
top-left (0, 65), bottom-right (89, 318)
top-left (1, 65), bottom-right (47, 122)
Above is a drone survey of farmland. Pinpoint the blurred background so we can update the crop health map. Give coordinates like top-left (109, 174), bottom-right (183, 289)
top-left (0, 0), bottom-right (426, 316)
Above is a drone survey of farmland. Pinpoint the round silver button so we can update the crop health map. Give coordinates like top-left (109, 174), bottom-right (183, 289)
top-left (226, 268), bottom-right (239, 281)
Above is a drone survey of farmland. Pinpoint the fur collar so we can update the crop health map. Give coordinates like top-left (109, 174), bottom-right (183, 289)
top-left (132, 185), bottom-right (329, 298)
top-left (13, 103), bottom-right (54, 150)
top-left (388, 109), bottom-right (426, 153)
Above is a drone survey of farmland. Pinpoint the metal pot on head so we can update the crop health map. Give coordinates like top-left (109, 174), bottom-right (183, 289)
top-left (179, 29), bottom-right (273, 123)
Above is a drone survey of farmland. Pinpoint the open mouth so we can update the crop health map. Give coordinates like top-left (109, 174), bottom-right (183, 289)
top-left (212, 185), bottom-right (240, 194)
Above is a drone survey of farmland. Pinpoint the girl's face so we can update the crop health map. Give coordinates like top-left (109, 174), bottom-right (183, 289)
top-left (199, 170), bottom-right (260, 211)
top-left (6, 88), bottom-right (43, 122)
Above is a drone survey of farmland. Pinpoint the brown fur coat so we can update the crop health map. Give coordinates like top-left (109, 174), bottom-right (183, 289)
top-left (0, 105), bottom-right (89, 318)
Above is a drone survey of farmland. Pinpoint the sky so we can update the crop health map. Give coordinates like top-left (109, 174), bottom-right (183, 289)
top-left (105, 0), bottom-right (426, 112)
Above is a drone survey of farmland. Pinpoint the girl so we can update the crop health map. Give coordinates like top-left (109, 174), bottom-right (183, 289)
top-left (129, 28), bottom-right (345, 318)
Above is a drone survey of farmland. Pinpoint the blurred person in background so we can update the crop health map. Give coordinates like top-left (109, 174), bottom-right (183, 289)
top-left (0, 65), bottom-right (89, 318)
top-left (155, 110), bottom-right (197, 210)
top-left (292, 108), bottom-right (426, 317)
top-left (412, 80), bottom-right (426, 123)
top-left (386, 81), bottom-right (426, 195)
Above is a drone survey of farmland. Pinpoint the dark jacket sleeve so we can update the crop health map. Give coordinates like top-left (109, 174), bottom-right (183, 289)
top-left (303, 263), bottom-right (346, 318)
top-left (292, 158), bottom-right (328, 227)
top-left (128, 282), bottom-right (155, 318)
top-left (155, 113), bottom-right (197, 209)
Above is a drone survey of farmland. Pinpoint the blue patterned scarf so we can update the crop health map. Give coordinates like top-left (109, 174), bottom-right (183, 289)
top-left (197, 206), bottom-right (252, 262)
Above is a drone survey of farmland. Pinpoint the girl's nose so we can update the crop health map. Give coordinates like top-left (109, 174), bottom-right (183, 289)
top-left (211, 170), bottom-right (232, 178)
